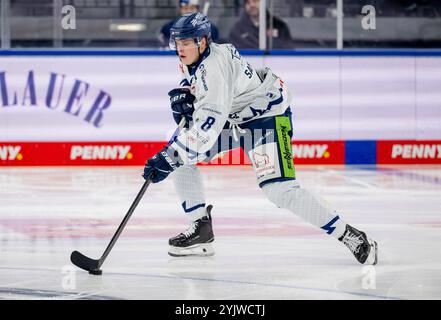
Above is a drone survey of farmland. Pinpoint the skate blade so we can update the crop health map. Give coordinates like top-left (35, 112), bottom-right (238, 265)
top-left (168, 243), bottom-right (215, 257)
top-left (365, 239), bottom-right (378, 265)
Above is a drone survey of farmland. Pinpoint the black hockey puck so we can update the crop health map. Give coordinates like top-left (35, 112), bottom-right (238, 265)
top-left (89, 269), bottom-right (102, 276)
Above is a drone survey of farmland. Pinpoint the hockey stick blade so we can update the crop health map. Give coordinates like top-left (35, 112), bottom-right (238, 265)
top-left (70, 250), bottom-right (102, 275)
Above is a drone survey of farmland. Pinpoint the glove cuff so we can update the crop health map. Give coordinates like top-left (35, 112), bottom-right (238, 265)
top-left (161, 146), bottom-right (183, 171)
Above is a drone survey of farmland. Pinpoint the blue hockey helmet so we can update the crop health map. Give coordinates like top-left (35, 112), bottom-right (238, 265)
top-left (169, 12), bottom-right (212, 50)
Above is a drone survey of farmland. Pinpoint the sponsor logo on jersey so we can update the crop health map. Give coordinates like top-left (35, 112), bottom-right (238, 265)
top-left (253, 152), bottom-right (270, 168)
top-left (0, 70), bottom-right (111, 128)
top-left (187, 135), bottom-right (197, 144)
top-left (70, 145), bottom-right (132, 160)
top-left (201, 107), bottom-right (222, 115)
top-left (201, 77), bottom-right (208, 91)
top-left (279, 124), bottom-right (293, 170)
top-left (250, 142), bottom-right (277, 179)
top-left (292, 144), bottom-right (330, 159)
top-left (391, 144), bottom-right (441, 159)
top-left (0, 145), bottom-right (23, 161)
top-left (189, 127), bottom-right (209, 144)
top-left (198, 64), bottom-right (208, 92)
top-left (199, 64), bottom-right (207, 77)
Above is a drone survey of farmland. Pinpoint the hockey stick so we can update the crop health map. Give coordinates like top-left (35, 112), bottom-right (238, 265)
top-left (70, 118), bottom-right (186, 275)
top-left (70, 178), bottom-right (152, 275)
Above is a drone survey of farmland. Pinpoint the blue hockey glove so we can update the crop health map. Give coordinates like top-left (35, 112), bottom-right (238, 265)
top-left (168, 88), bottom-right (195, 128)
top-left (143, 146), bottom-right (182, 183)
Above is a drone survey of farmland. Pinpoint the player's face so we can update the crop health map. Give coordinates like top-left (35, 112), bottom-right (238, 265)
top-left (176, 38), bottom-right (199, 65)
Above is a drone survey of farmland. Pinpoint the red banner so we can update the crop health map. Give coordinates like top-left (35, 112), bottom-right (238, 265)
top-left (377, 141), bottom-right (441, 164)
top-left (292, 141), bottom-right (345, 165)
top-left (0, 142), bottom-right (165, 166)
top-left (0, 141), bottom-right (345, 166)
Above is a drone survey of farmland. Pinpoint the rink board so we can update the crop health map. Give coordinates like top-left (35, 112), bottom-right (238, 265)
top-left (1, 140), bottom-right (441, 165)
top-left (1, 52), bottom-right (440, 166)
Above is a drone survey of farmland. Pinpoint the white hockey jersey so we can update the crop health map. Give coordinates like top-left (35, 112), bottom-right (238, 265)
top-left (169, 43), bottom-right (293, 165)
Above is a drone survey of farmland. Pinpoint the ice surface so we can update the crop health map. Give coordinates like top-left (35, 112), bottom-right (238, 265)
top-left (0, 165), bottom-right (440, 299)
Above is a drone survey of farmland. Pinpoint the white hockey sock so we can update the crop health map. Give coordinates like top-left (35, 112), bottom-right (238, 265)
top-left (172, 165), bottom-right (207, 222)
top-left (261, 180), bottom-right (347, 239)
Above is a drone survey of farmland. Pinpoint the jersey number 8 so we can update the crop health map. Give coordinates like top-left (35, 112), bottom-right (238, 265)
top-left (201, 117), bottom-right (216, 131)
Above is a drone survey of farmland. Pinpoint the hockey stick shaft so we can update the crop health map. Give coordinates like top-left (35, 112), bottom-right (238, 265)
top-left (97, 177), bottom-right (152, 267)
top-left (168, 117), bottom-right (186, 144)
top-left (97, 118), bottom-right (186, 267)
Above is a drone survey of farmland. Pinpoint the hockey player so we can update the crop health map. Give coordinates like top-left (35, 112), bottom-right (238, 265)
top-left (143, 13), bottom-right (378, 265)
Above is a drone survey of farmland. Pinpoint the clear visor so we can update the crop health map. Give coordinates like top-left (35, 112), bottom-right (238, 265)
top-left (169, 37), bottom-right (200, 51)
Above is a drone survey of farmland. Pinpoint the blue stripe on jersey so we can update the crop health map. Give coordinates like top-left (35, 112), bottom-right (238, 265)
top-left (242, 88), bottom-right (284, 122)
top-left (174, 139), bottom-right (202, 160)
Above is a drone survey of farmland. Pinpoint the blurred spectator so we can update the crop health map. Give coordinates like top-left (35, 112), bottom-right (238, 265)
top-left (158, 0), bottom-right (219, 48)
top-left (229, 0), bottom-right (292, 49)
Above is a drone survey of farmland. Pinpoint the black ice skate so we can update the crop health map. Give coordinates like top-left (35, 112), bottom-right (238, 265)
top-left (339, 224), bottom-right (378, 265)
top-left (168, 205), bottom-right (215, 257)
